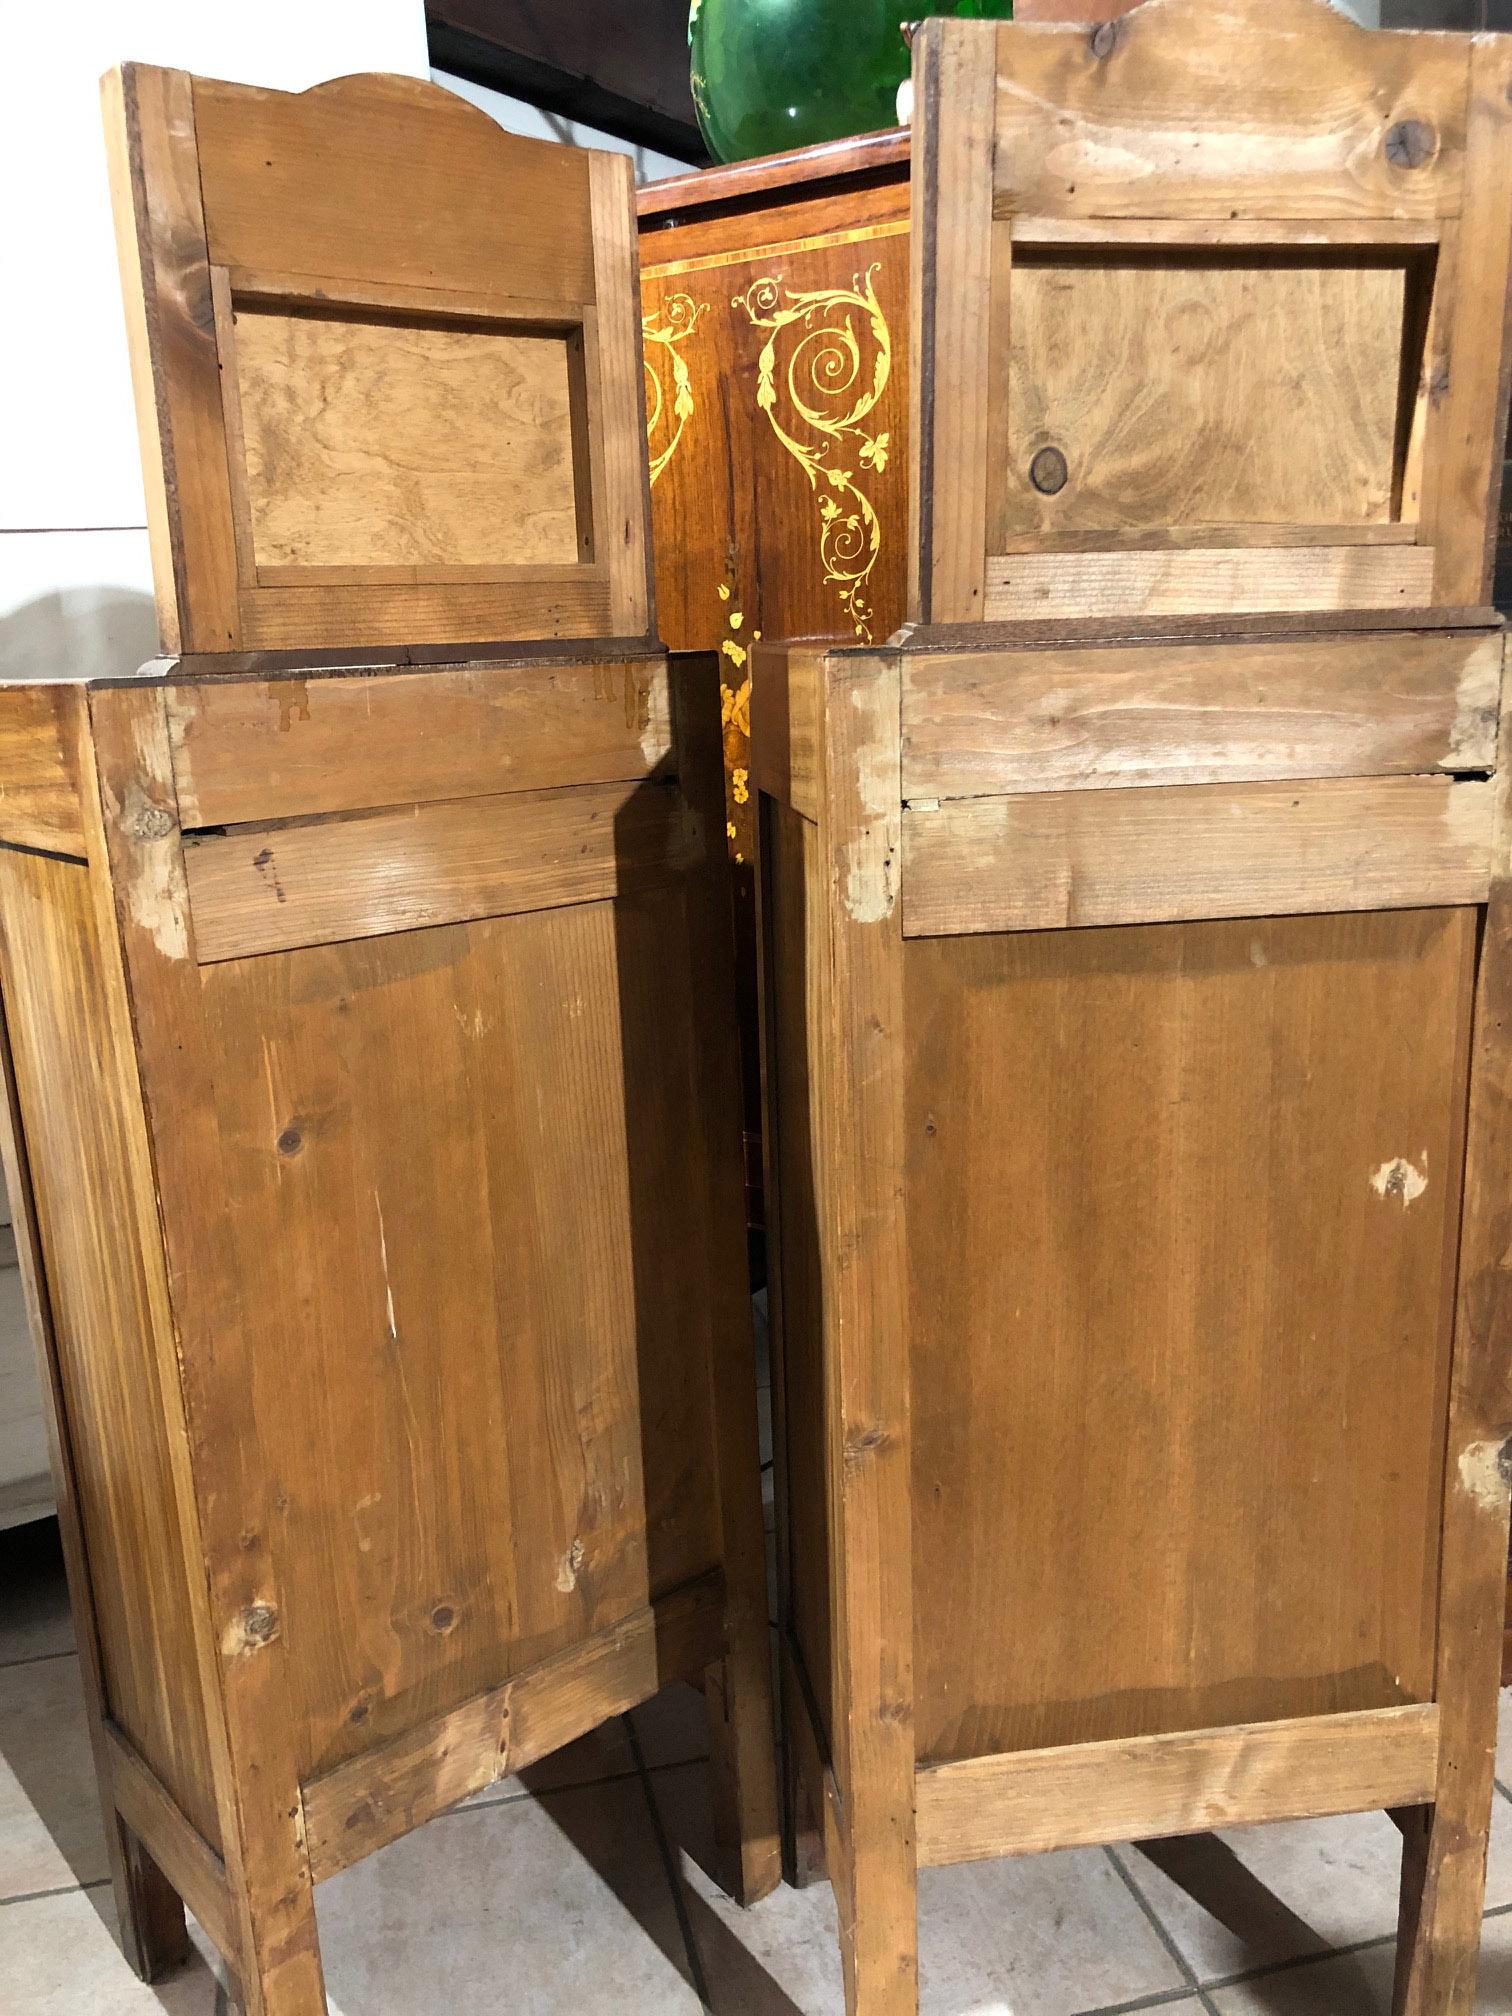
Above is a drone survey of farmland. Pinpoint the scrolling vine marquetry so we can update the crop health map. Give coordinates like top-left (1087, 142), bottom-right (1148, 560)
top-left (642, 292), bottom-right (709, 486)
top-left (734, 266), bottom-right (892, 643)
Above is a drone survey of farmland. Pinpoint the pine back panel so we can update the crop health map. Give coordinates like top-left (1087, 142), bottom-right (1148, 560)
top-left (909, 0), bottom-right (1512, 624)
top-left (103, 66), bottom-right (654, 656)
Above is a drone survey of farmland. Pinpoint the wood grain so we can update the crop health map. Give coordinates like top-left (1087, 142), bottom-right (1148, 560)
top-left (231, 306), bottom-right (582, 573)
top-left (1395, 637), bottom-right (1512, 2014)
top-left (183, 779), bottom-right (697, 962)
top-left (1429, 37), bottom-right (1512, 606)
top-left (0, 924), bottom-right (189, 1982)
top-left (0, 846), bottom-right (222, 1847)
top-left (909, 16), bottom-right (997, 625)
top-left (0, 686), bottom-right (89, 856)
top-left (902, 774), bottom-right (1494, 936)
top-left (106, 1725), bottom-right (237, 1967)
top-left (103, 65), bottom-right (241, 653)
top-left (303, 1574), bottom-right (724, 1880)
top-left (992, 0), bottom-right (1470, 221)
top-left (193, 71), bottom-right (596, 302)
top-left (168, 658), bottom-right (673, 828)
top-left (994, 257), bottom-right (1405, 542)
top-left (983, 545), bottom-right (1435, 622)
top-left (915, 1706), bottom-right (1440, 1866)
top-left (907, 907), bottom-right (1475, 1761)
top-left (812, 654), bottom-right (918, 2014)
top-left (107, 64), bottom-right (653, 655)
top-left (900, 631), bottom-right (1502, 801)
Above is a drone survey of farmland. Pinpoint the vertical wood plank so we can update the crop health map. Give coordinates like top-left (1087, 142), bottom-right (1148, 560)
top-left (590, 148), bottom-right (656, 642)
top-left (669, 653), bottom-right (781, 1904)
top-left (1396, 640), bottom-right (1512, 2015)
top-left (816, 649), bottom-right (917, 2014)
top-left (101, 65), bottom-right (241, 653)
top-left (89, 685), bottom-right (323, 2016)
top-left (0, 932), bottom-right (188, 1981)
top-left (1430, 36), bottom-right (1512, 607)
top-left (909, 18), bottom-right (999, 625)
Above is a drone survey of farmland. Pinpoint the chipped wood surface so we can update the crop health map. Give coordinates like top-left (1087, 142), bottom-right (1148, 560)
top-left (168, 658), bottom-right (674, 829)
top-left (900, 631), bottom-right (1502, 802)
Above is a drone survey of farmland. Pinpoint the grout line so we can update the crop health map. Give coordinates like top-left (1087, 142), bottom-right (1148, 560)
top-left (1202, 1930), bottom-right (1394, 1995)
top-left (0, 1645), bottom-right (76, 1673)
top-left (1072, 1985), bottom-right (1213, 2015)
top-left (1497, 1777), bottom-right (1512, 1804)
top-left (0, 1875), bottom-right (112, 1910)
top-left (1104, 1847), bottom-right (1221, 2015)
top-left (627, 1715), bottom-right (714, 2012)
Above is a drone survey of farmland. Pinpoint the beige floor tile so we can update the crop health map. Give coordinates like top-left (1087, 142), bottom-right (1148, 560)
top-left (0, 1885), bottom-right (220, 2013)
top-left (1206, 1913), bottom-right (1512, 2015)
top-left (1116, 1791), bottom-right (1512, 1985)
top-left (1498, 1688), bottom-right (1512, 1788)
top-left (316, 1774), bottom-right (703, 2014)
top-left (649, 1761), bottom-right (1192, 2015)
top-left (0, 1524), bottom-right (75, 1665)
top-left (0, 1651), bottom-right (109, 1898)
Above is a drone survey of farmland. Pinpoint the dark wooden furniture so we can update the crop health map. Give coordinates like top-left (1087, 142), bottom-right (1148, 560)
top-left (0, 65), bottom-right (778, 2015)
top-left (755, 3), bottom-right (1512, 2010)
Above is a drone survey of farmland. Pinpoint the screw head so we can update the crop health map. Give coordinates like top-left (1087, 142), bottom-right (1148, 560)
top-left (1029, 446), bottom-right (1069, 496)
top-left (1385, 119), bottom-right (1434, 170)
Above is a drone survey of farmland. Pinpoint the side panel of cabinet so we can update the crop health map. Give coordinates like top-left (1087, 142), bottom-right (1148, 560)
top-left (0, 845), bottom-right (221, 1844)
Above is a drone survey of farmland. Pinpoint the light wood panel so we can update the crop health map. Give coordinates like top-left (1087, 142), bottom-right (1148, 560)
top-left (192, 71), bottom-right (597, 302)
top-left (909, 15), bottom-right (997, 625)
top-left (902, 774), bottom-right (1493, 937)
top-left (103, 64), bottom-right (654, 654)
top-left (906, 907), bottom-right (1473, 1762)
top-left (982, 545), bottom-right (1435, 623)
top-left (994, 256), bottom-right (1406, 541)
top-left (900, 631), bottom-right (1502, 801)
top-left (168, 659), bottom-right (673, 828)
top-left (915, 1706), bottom-right (1441, 1866)
top-left (231, 306), bottom-right (583, 574)
top-left (0, 687), bottom-right (89, 856)
top-left (990, 0), bottom-right (1470, 221)
top-left (183, 780), bottom-right (696, 962)
top-left (0, 848), bottom-right (221, 1845)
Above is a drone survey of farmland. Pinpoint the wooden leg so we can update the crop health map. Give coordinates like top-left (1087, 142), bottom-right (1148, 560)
top-left (227, 1806), bottom-right (326, 2016)
top-left (114, 1820), bottom-right (190, 1982)
top-left (705, 1638), bottom-right (782, 1906)
top-left (834, 1830), bottom-right (920, 2016)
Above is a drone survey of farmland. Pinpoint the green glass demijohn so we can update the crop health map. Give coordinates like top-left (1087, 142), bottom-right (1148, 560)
top-left (689, 0), bottom-right (1013, 165)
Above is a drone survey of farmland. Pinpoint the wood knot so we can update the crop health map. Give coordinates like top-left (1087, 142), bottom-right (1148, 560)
top-left (1385, 120), bottom-right (1435, 170)
top-left (129, 804), bottom-right (175, 843)
top-left (430, 1603), bottom-right (457, 1633)
top-left (1090, 19), bottom-right (1121, 59)
top-left (276, 1125), bottom-right (303, 1157)
top-left (1029, 446), bottom-right (1069, 496)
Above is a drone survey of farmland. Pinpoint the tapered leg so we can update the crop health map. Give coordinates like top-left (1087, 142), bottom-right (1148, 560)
top-left (227, 1800), bottom-right (326, 2016)
top-left (834, 1823), bottom-right (920, 2016)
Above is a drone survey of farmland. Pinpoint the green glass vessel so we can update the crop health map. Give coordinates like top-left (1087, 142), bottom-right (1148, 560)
top-left (689, 0), bottom-right (1013, 165)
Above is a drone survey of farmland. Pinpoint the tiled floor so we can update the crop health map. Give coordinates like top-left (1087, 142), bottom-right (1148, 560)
top-left (6, 1520), bottom-right (1512, 2014)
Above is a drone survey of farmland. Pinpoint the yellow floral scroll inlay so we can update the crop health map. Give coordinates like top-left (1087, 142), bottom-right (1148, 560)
top-left (642, 294), bottom-right (709, 487)
top-left (734, 263), bottom-right (891, 642)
